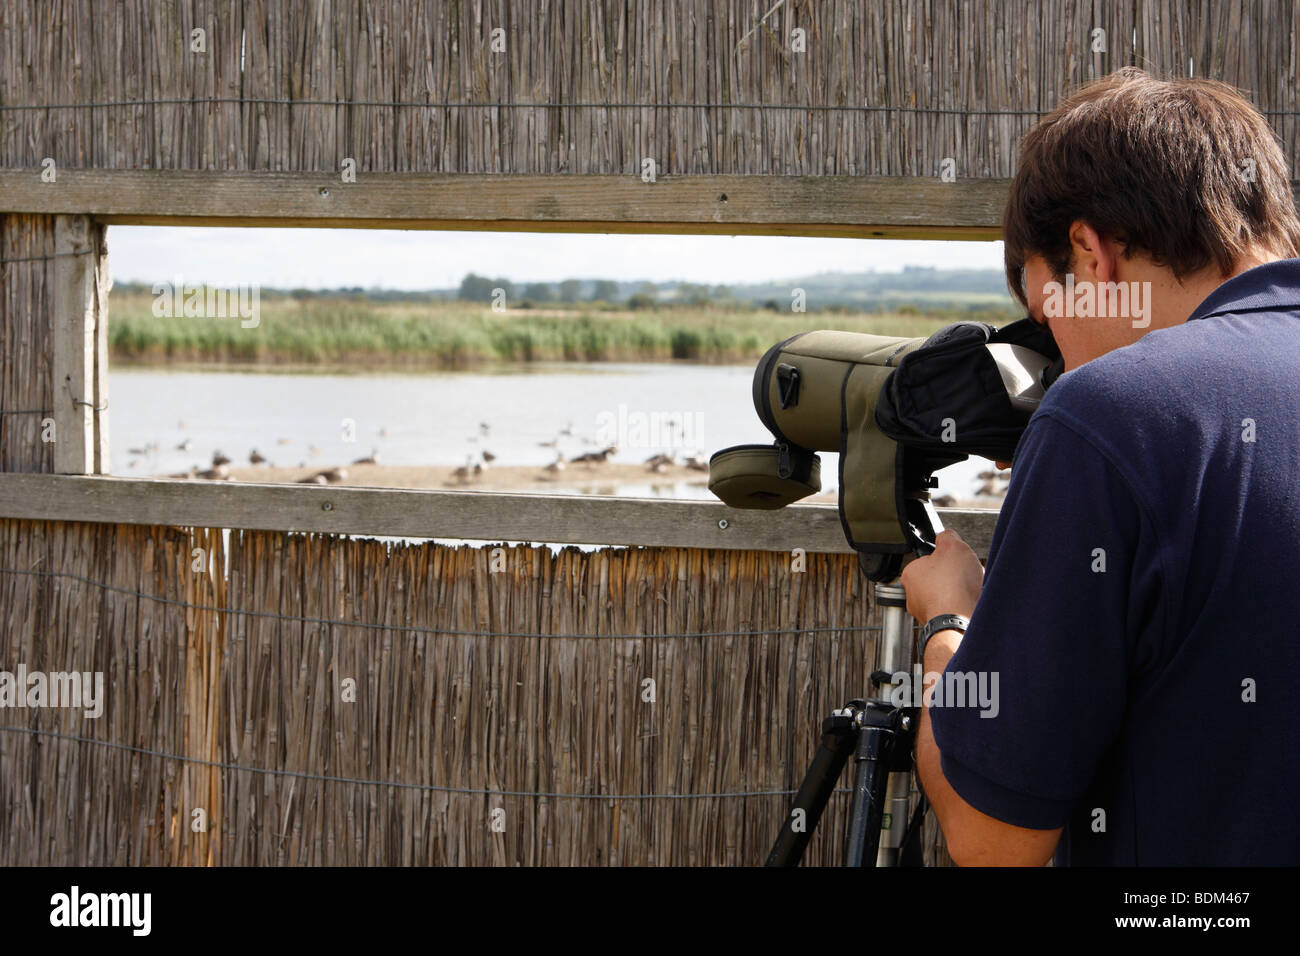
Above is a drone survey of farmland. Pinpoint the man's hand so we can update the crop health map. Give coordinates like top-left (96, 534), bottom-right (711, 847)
top-left (899, 529), bottom-right (984, 624)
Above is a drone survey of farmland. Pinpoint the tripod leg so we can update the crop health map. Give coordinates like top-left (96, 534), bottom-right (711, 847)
top-left (766, 580), bottom-right (919, 867)
top-left (841, 581), bottom-right (920, 867)
top-left (842, 721), bottom-right (894, 867)
top-left (875, 769), bottom-right (914, 867)
top-left (765, 712), bottom-right (858, 867)
top-left (841, 700), bottom-right (918, 866)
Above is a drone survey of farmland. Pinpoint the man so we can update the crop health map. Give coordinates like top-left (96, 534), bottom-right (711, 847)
top-left (900, 68), bottom-right (1300, 865)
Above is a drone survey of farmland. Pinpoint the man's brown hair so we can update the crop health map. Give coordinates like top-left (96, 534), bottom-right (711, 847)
top-left (1003, 67), bottom-right (1300, 306)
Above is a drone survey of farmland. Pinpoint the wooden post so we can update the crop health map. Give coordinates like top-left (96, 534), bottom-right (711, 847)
top-left (93, 226), bottom-right (111, 473)
top-left (52, 215), bottom-right (108, 475)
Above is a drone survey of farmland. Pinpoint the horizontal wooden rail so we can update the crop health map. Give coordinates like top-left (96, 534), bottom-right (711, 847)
top-left (7, 170), bottom-right (1300, 239)
top-left (0, 474), bottom-right (1001, 556)
top-left (0, 169), bottom-right (1008, 239)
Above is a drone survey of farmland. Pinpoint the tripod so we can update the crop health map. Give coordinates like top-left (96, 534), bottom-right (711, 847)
top-left (766, 581), bottom-right (926, 866)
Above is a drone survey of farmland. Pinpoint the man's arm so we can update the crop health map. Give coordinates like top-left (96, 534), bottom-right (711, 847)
top-left (901, 530), bottom-right (1063, 866)
top-left (898, 405), bottom-right (1158, 867)
top-left (916, 626), bottom-right (1062, 866)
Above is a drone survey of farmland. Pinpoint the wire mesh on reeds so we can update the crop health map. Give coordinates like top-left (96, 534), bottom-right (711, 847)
top-left (0, 517), bottom-right (955, 865)
top-left (0, 2), bottom-right (1293, 178)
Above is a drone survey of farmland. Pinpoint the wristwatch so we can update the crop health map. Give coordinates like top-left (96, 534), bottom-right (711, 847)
top-left (917, 614), bottom-right (970, 660)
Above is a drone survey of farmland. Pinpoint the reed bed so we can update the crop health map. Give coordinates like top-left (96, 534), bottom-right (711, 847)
top-left (106, 291), bottom-right (965, 367)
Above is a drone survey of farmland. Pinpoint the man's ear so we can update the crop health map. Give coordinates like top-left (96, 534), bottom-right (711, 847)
top-left (1067, 220), bottom-right (1120, 282)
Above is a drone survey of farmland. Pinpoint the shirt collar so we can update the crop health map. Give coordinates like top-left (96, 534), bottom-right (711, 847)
top-left (1188, 257), bottom-right (1300, 322)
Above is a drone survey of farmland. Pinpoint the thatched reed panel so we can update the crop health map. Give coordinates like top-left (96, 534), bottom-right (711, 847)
top-left (0, 215), bottom-right (58, 473)
top-left (0, 517), bottom-right (953, 865)
top-left (212, 529), bottom-right (889, 866)
top-left (0, 518), bottom-right (220, 864)
top-left (1, 1), bottom-right (1296, 177)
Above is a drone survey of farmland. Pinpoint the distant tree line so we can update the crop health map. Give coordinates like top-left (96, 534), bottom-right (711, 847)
top-left (457, 273), bottom-right (624, 305)
top-left (456, 274), bottom-right (737, 309)
top-left (113, 267), bottom-right (1017, 315)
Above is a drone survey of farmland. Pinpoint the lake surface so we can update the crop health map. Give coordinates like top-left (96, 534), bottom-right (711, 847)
top-left (109, 363), bottom-right (994, 501)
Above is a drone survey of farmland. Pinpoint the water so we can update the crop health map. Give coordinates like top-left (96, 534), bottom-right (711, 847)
top-left (109, 363), bottom-right (994, 500)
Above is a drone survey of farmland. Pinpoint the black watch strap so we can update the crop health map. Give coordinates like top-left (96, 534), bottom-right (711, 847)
top-left (917, 614), bottom-right (970, 660)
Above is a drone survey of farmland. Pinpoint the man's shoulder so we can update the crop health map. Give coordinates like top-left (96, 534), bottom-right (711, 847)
top-left (1039, 297), bottom-right (1295, 442)
top-left (1031, 336), bottom-right (1172, 439)
top-left (1039, 259), bottom-right (1300, 428)
top-left (1018, 327), bottom-right (1213, 499)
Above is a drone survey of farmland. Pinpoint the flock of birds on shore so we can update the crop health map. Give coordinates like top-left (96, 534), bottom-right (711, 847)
top-left (125, 418), bottom-right (1006, 497)
top-left (447, 419), bottom-right (710, 485)
top-left (448, 443), bottom-right (710, 485)
top-left (123, 418), bottom-right (711, 487)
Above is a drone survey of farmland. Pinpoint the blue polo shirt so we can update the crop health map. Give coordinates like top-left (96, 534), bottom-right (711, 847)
top-left (929, 258), bottom-right (1300, 865)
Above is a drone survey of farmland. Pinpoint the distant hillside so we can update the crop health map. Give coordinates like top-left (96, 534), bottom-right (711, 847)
top-left (114, 266), bottom-right (1018, 314)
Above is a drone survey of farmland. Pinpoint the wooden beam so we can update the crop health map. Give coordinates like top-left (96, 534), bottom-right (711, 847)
top-left (0, 474), bottom-right (1001, 557)
top-left (8, 168), bottom-right (1300, 238)
top-left (51, 215), bottom-right (105, 474)
top-left (0, 169), bottom-right (1008, 239)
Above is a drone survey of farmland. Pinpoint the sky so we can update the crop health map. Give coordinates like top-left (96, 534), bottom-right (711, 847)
top-left (107, 226), bottom-right (1006, 290)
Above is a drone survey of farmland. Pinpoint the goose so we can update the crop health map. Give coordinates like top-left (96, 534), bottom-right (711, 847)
top-left (248, 449), bottom-right (267, 465)
top-left (572, 445), bottom-right (616, 465)
top-left (211, 450), bottom-right (231, 467)
top-left (352, 449), bottom-right (379, 466)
